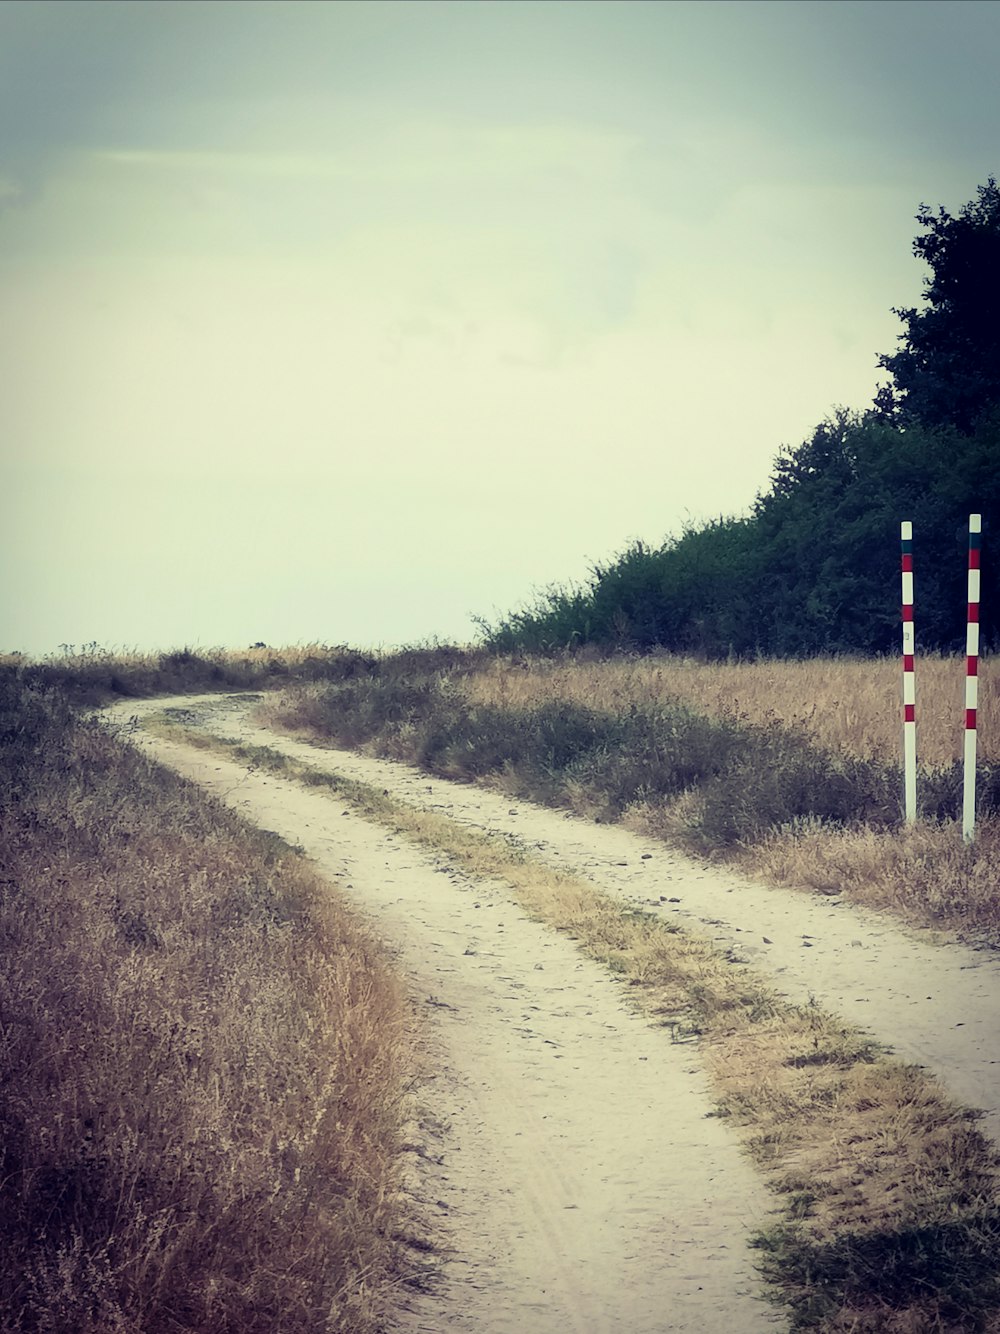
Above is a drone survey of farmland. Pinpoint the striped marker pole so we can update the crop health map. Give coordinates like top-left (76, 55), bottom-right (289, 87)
top-left (901, 522), bottom-right (917, 824)
top-left (963, 514), bottom-right (982, 843)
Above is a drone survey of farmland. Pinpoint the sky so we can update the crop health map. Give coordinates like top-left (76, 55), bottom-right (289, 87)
top-left (2, 0), bottom-right (999, 655)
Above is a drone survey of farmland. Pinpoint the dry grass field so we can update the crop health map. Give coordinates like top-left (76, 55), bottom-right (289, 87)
top-left (0, 674), bottom-right (412, 1333)
top-left (460, 652), bottom-right (1000, 769)
top-left (250, 647), bottom-right (1000, 941)
top-left (8, 642), bottom-right (1000, 1330)
top-left (455, 653), bottom-right (1000, 941)
top-left (1, 642), bottom-right (378, 705)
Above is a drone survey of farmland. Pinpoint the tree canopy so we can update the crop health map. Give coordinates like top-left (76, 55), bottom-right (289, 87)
top-left (482, 180), bottom-right (1000, 658)
top-left (875, 178), bottom-right (1000, 434)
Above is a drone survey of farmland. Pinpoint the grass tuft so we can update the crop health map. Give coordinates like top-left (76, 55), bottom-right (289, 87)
top-left (752, 1212), bottom-right (1000, 1331)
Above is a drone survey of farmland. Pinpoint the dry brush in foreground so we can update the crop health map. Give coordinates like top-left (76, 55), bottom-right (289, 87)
top-left (0, 674), bottom-right (412, 1334)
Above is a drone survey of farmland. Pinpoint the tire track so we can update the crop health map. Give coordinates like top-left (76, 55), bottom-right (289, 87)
top-left (108, 696), bottom-right (780, 1333)
top-left (179, 693), bottom-right (1000, 1148)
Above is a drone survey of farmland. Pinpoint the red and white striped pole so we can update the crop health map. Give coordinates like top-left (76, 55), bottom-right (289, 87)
top-left (901, 522), bottom-right (917, 823)
top-left (963, 514), bottom-right (982, 843)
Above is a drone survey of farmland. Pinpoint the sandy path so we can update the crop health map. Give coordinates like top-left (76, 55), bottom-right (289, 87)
top-left (106, 697), bottom-right (781, 1333)
top-left (163, 693), bottom-right (1000, 1148)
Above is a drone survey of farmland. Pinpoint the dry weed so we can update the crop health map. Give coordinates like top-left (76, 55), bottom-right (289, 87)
top-left (456, 654), bottom-right (1000, 941)
top-left (735, 816), bottom-right (1000, 940)
top-left (9, 643), bottom-right (378, 705)
top-left (0, 682), bottom-right (413, 1333)
top-left (461, 652), bottom-right (1000, 768)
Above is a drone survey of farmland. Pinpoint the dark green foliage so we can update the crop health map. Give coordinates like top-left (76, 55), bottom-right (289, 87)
top-left (481, 180), bottom-right (1000, 660)
top-left (920, 762), bottom-right (1000, 822)
top-left (480, 521), bottom-right (765, 656)
top-left (752, 1211), bottom-right (1000, 1330)
top-left (876, 178), bottom-right (1000, 435)
top-left (313, 677), bottom-right (440, 749)
top-left (750, 410), bottom-right (1000, 655)
top-left (414, 696), bottom-right (751, 817)
top-left (690, 724), bottom-right (898, 848)
top-left (482, 407), bottom-right (1000, 658)
top-left (474, 586), bottom-right (599, 653)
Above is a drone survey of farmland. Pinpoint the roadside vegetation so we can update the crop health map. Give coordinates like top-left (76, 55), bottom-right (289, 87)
top-left (154, 718), bottom-right (1000, 1334)
top-left (0, 670), bottom-right (413, 1334)
top-left (462, 652), bottom-right (1000, 940)
top-left (261, 646), bottom-right (1000, 943)
top-left (0, 641), bottom-right (379, 706)
top-left (462, 651), bottom-right (1000, 769)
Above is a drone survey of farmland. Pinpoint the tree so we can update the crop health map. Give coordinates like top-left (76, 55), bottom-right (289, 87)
top-left (875, 178), bottom-right (1000, 434)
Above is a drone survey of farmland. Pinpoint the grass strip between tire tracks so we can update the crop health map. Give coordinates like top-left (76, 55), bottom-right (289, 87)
top-left (149, 713), bottom-right (1000, 1334)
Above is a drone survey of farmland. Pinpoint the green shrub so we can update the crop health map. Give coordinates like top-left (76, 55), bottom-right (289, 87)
top-left (692, 725), bottom-right (899, 847)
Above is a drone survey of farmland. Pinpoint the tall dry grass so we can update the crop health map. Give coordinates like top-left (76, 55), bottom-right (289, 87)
top-left (0, 674), bottom-right (412, 1333)
top-left (5, 642), bottom-right (379, 705)
top-left (262, 652), bottom-right (1000, 940)
top-left (461, 651), bottom-right (1000, 768)
top-left (728, 814), bottom-right (1000, 942)
top-left (455, 654), bottom-right (1000, 939)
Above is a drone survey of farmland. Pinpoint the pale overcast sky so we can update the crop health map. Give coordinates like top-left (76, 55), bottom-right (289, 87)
top-left (2, 0), bottom-right (998, 654)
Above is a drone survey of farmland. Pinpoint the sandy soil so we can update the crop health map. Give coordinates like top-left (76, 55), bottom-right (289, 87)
top-left (105, 693), bottom-right (1000, 1331)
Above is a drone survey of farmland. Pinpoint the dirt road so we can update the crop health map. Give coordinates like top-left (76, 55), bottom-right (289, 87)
top-left (106, 693), bottom-right (1000, 1332)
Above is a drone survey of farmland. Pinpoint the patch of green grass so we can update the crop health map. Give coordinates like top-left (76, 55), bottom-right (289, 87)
top-left (752, 1212), bottom-right (1000, 1331)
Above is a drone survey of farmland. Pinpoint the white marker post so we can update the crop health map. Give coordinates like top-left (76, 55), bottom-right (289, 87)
top-left (963, 514), bottom-right (982, 843)
top-left (901, 522), bottom-right (917, 823)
